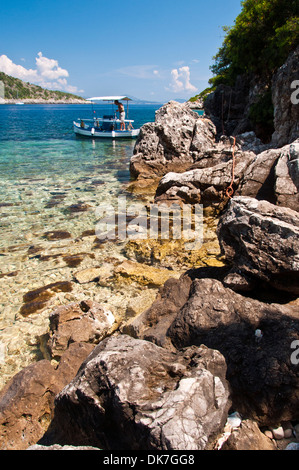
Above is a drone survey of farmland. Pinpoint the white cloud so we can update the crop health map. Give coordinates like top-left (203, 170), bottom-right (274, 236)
top-left (36, 52), bottom-right (69, 80)
top-left (168, 66), bottom-right (198, 93)
top-left (0, 52), bottom-right (82, 94)
top-left (0, 55), bottom-right (38, 82)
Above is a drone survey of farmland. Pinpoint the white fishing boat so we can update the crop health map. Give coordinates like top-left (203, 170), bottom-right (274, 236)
top-left (73, 96), bottom-right (140, 138)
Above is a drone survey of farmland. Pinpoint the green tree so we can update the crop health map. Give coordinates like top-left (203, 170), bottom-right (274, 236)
top-left (210, 0), bottom-right (299, 87)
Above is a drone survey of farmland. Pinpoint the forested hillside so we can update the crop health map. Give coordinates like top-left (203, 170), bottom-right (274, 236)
top-left (0, 71), bottom-right (86, 102)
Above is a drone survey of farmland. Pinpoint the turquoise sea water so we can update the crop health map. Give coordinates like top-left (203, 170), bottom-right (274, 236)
top-left (0, 103), bottom-right (162, 386)
top-left (0, 104), bottom-right (161, 247)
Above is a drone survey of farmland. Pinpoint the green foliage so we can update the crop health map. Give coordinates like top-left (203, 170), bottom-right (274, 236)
top-left (189, 86), bottom-right (217, 104)
top-left (210, 0), bottom-right (299, 85)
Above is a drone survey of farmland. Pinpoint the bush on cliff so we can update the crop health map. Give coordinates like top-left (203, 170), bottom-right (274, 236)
top-left (209, 0), bottom-right (299, 87)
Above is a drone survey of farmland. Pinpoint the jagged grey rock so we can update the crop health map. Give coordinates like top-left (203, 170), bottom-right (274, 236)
top-left (237, 139), bottom-right (299, 210)
top-left (154, 150), bottom-right (255, 205)
top-left (44, 335), bottom-right (231, 450)
top-left (130, 101), bottom-right (217, 182)
top-left (217, 196), bottom-right (299, 294)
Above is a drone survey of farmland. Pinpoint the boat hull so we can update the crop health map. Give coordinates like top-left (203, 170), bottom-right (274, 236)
top-left (73, 122), bottom-right (140, 139)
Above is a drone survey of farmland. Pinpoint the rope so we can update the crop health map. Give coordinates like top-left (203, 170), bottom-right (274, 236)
top-left (225, 136), bottom-right (236, 199)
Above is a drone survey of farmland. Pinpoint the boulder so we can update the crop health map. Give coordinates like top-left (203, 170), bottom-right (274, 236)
top-left (42, 335), bottom-right (231, 450)
top-left (121, 275), bottom-right (192, 348)
top-left (48, 300), bottom-right (115, 358)
top-left (0, 343), bottom-right (94, 450)
top-left (167, 277), bottom-right (299, 425)
top-left (217, 196), bottom-right (299, 294)
top-left (237, 139), bottom-right (299, 210)
top-left (130, 101), bottom-right (217, 184)
top-left (272, 46), bottom-right (299, 148)
top-left (154, 149), bottom-right (255, 206)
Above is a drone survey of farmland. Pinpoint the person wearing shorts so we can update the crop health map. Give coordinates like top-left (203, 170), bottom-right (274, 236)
top-left (114, 100), bottom-right (126, 130)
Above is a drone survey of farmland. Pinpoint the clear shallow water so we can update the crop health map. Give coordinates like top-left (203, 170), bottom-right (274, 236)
top-left (0, 103), bottom-right (210, 388)
top-left (0, 104), bottom-right (161, 246)
top-left (0, 103), bottom-right (163, 386)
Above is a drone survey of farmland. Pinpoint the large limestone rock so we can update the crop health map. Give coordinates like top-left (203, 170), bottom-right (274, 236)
top-left (130, 101), bottom-right (217, 184)
top-left (217, 196), bottom-right (299, 294)
top-left (237, 139), bottom-right (299, 210)
top-left (155, 149), bottom-right (255, 205)
top-left (167, 278), bottom-right (299, 426)
top-left (43, 335), bottom-right (231, 450)
top-left (272, 46), bottom-right (299, 147)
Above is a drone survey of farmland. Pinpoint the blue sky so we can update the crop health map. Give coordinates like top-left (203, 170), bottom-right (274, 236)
top-left (0, 0), bottom-right (243, 102)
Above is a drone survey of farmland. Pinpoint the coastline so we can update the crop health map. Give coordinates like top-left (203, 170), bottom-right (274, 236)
top-left (0, 47), bottom-right (298, 451)
top-left (0, 99), bottom-right (90, 104)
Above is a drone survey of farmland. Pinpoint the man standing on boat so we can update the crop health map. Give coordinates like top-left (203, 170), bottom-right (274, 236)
top-left (114, 100), bottom-right (126, 131)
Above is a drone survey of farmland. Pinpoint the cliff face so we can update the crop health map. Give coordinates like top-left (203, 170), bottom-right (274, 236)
top-left (272, 46), bottom-right (299, 147)
top-left (204, 46), bottom-right (299, 146)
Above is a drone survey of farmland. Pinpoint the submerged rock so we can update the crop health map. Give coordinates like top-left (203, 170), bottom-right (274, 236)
top-left (20, 281), bottom-right (73, 316)
top-left (41, 335), bottom-right (231, 450)
top-left (113, 259), bottom-right (181, 287)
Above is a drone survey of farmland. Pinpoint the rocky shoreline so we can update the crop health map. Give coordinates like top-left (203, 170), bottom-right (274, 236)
top-left (0, 47), bottom-right (298, 451)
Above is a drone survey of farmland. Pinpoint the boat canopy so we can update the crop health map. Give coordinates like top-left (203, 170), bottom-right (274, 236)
top-left (87, 96), bottom-right (132, 102)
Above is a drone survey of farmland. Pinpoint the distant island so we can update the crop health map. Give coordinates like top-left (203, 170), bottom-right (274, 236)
top-left (0, 71), bottom-right (88, 104)
top-left (0, 73), bottom-right (166, 105)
